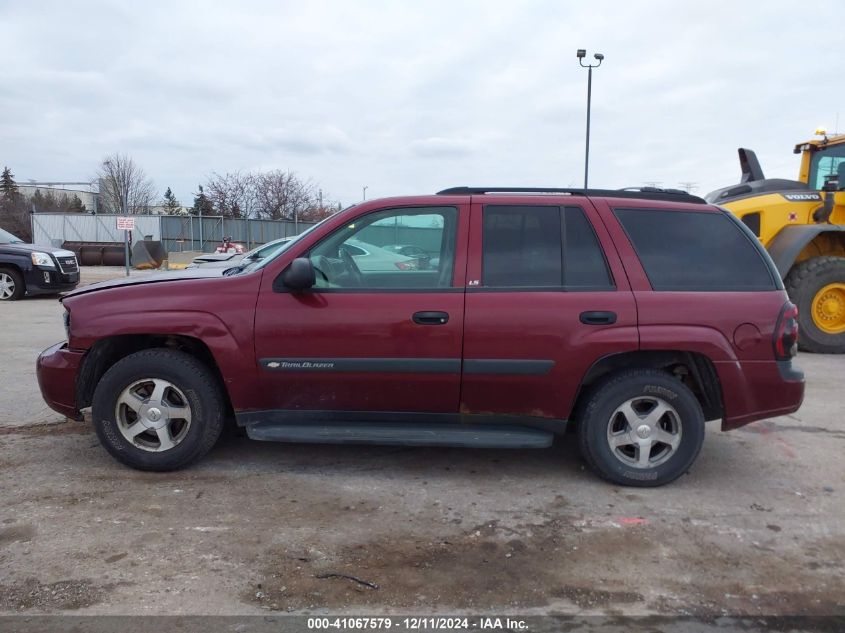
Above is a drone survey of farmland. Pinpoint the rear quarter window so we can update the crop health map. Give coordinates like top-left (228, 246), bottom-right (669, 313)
top-left (614, 208), bottom-right (777, 291)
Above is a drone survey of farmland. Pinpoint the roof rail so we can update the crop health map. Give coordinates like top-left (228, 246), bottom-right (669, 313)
top-left (436, 186), bottom-right (706, 204)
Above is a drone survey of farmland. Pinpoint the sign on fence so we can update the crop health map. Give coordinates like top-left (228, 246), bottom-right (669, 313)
top-left (116, 217), bottom-right (135, 231)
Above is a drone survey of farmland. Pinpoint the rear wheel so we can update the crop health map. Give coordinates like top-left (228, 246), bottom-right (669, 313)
top-left (92, 349), bottom-right (225, 471)
top-left (785, 256), bottom-right (845, 354)
top-left (577, 369), bottom-right (705, 487)
top-left (0, 267), bottom-right (24, 301)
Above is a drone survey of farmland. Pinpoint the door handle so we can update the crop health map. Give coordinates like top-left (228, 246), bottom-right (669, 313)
top-left (580, 311), bottom-right (617, 325)
top-left (413, 311), bottom-right (449, 325)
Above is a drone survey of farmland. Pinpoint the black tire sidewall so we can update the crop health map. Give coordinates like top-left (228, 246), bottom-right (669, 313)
top-left (580, 372), bottom-right (705, 487)
top-left (787, 258), bottom-right (845, 354)
top-left (92, 350), bottom-right (223, 471)
top-left (0, 267), bottom-right (25, 301)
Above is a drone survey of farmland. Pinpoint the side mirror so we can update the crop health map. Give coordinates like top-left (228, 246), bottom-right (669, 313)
top-left (280, 257), bottom-right (315, 291)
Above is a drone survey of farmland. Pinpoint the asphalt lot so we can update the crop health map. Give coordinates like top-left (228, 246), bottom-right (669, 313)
top-left (0, 267), bottom-right (843, 616)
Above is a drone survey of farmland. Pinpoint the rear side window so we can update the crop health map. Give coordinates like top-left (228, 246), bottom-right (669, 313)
top-left (614, 208), bottom-right (776, 291)
top-left (482, 205), bottom-right (612, 289)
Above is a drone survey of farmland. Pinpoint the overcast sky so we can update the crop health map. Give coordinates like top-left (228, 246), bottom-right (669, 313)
top-left (2, 0), bottom-right (843, 207)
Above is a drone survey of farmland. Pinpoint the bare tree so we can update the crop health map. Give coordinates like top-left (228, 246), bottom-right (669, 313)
top-left (253, 170), bottom-right (314, 221)
top-left (300, 197), bottom-right (342, 222)
top-left (205, 171), bottom-right (257, 219)
top-left (96, 153), bottom-right (156, 214)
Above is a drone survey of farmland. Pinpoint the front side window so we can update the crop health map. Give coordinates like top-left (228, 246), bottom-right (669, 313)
top-left (614, 208), bottom-right (776, 291)
top-left (307, 206), bottom-right (458, 289)
top-left (481, 205), bottom-right (612, 289)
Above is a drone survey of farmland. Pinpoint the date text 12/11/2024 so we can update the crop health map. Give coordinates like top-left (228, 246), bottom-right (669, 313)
top-left (307, 617), bottom-right (528, 630)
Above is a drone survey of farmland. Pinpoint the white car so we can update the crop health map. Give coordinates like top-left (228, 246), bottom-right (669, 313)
top-left (341, 239), bottom-right (419, 271)
top-left (187, 237), bottom-right (293, 269)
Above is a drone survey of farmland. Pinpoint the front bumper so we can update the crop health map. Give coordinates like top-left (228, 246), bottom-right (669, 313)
top-left (36, 341), bottom-right (84, 420)
top-left (25, 268), bottom-right (80, 296)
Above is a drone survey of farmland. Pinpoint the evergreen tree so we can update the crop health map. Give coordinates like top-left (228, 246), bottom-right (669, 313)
top-left (67, 194), bottom-right (87, 213)
top-left (0, 166), bottom-right (31, 241)
top-left (1, 166), bottom-right (19, 203)
top-left (163, 187), bottom-right (181, 214)
top-left (192, 185), bottom-right (213, 216)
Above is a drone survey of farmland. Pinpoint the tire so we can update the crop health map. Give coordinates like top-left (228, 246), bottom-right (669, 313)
top-left (0, 267), bottom-right (25, 301)
top-left (784, 256), bottom-right (845, 354)
top-left (91, 349), bottom-right (225, 471)
top-left (577, 369), bottom-right (705, 487)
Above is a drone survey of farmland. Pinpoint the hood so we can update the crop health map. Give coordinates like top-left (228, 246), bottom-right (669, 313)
top-left (705, 178), bottom-right (810, 204)
top-left (189, 255), bottom-right (248, 269)
top-left (0, 242), bottom-right (75, 256)
top-left (61, 267), bottom-right (229, 299)
top-left (192, 253), bottom-right (241, 263)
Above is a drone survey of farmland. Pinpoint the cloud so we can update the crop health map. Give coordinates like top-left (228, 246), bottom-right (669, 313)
top-left (0, 0), bottom-right (842, 204)
top-left (409, 137), bottom-right (475, 158)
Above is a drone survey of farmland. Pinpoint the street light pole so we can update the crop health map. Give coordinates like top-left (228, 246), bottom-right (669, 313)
top-left (362, 186), bottom-right (368, 201)
top-left (577, 49), bottom-right (604, 190)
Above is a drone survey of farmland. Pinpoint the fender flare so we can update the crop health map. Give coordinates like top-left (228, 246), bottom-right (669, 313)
top-left (767, 224), bottom-right (845, 278)
top-left (0, 252), bottom-right (35, 274)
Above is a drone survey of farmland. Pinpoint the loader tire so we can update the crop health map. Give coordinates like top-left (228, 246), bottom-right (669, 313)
top-left (785, 256), bottom-right (845, 354)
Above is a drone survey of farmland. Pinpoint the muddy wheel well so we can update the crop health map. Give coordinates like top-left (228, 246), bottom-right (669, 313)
top-left (569, 351), bottom-right (724, 430)
top-left (76, 335), bottom-right (233, 418)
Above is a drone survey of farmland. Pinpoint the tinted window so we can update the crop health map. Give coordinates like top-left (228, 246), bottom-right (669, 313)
top-left (307, 206), bottom-right (457, 289)
top-left (483, 206), bottom-right (562, 287)
top-left (482, 205), bottom-right (612, 289)
top-left (564, 207), bottom-right (612, 288)
top-left (614, 208), bottom-right (776, 291)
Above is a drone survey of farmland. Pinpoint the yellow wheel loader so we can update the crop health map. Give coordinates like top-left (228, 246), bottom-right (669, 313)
top-left (707, 131), bottom-right (845, 353)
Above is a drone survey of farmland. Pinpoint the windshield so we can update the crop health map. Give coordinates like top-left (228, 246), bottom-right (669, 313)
top-left (0, 227), bottom-right (25, 244)
top-left (809, 143), bottom-right (845, 189)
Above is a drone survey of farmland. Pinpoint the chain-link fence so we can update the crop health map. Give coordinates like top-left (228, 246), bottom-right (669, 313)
top-left (31, 213), bottom-right (316, 253)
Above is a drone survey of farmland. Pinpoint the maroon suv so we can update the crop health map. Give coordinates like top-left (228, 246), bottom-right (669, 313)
top-left (36, 187), bottom-right (804, 486)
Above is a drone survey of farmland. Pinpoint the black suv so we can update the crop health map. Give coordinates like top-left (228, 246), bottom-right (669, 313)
top-left (0, 227), bottom-right (80, 300)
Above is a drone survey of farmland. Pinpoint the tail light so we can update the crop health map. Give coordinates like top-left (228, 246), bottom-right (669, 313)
top-left (774, 302), bottom-right (799, 360)
top-left (394, 261), bottom-right (418, 271)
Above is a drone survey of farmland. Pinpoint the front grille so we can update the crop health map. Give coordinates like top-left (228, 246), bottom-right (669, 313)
top-left (57, 256), bottom-right (79, 274)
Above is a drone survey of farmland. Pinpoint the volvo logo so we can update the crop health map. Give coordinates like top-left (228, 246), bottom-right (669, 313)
top-left (782, 193), bottom-right (821, 202)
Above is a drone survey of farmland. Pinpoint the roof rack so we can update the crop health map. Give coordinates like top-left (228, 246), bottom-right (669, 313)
top-left (435, 186), bottom-right (706, 204)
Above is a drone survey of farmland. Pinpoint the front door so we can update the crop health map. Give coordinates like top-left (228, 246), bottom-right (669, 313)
top-left (253, 204), bottom-right (468, 414)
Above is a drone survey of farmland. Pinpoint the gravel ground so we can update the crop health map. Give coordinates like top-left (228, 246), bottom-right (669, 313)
top-left (0, 267), bottom-right (843, 617)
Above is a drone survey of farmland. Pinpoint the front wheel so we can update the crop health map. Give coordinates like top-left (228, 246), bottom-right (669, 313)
top-left (577, 369), bottom-right (705, 487)
top-left (92, 349), bottom-right (225, 471)
top-left (0, 267), bottom-right (24, 301)
top-left (785, 256), bottom-right (845, 354)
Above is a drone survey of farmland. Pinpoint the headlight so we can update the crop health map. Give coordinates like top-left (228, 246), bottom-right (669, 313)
top-left (31, 252), bottom-right (56, 268)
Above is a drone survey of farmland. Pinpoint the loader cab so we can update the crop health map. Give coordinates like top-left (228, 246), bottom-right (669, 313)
top-left (795, 133), bottom-right (845, 190)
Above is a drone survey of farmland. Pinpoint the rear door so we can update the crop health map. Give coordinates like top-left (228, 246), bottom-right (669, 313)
top-left (460, 197), bottom-right (639, 421)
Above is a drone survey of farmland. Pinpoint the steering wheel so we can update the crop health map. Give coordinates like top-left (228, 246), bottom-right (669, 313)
top-left (339, 246), bottom-right (364, 287)
top-left (311, 255), bottom-right (332, 283)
